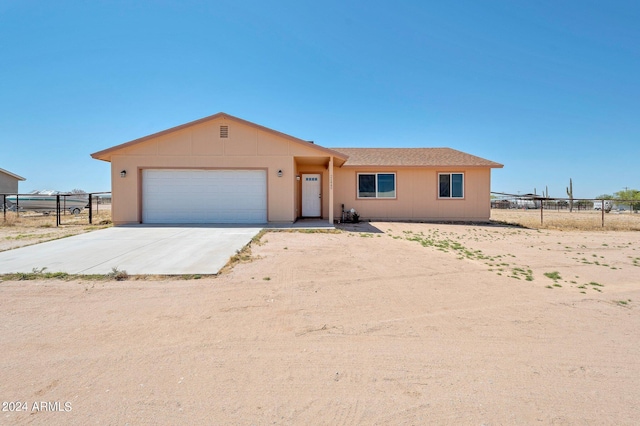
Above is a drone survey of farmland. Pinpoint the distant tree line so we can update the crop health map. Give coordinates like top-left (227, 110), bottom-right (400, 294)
top-left (595, 189), bottom-right (640, 212)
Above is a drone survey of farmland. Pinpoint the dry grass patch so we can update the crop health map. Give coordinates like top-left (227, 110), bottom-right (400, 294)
top-left (1, 209), bottom-right (112, 227)
top-left (218, 229), bottom-right (269, 274)
top-left (492, 209), bottom-right (640, 231)
top-left (0, 210), bottom-right (113, 251)
top-left (0, 266), bottom-right (122, 282)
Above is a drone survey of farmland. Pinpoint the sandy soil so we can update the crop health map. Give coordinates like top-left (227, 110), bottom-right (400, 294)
top-left (1, 221), bottom-right (639, 425)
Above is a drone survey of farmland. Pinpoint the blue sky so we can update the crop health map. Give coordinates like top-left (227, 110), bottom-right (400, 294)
top-left (1, 1), bottom-right (638, 198)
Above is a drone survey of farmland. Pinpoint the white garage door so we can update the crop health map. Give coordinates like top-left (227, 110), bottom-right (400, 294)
top-left (142, 169), bottom-right (267, 224)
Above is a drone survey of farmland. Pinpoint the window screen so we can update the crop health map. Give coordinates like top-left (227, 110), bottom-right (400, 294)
top-left (358, 173), bottom-right (396, 198)
top-left (439, 173), bottom-right (463, 198)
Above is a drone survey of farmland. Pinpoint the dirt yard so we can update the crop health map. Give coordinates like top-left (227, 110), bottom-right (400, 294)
top-left (0, 209), bottom-right (112, 252)
top-left (1, 216), bottom-right (639, 424)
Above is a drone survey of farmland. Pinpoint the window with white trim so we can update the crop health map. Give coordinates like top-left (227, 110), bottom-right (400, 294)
top-left (357, 173), bottom-right (396, 198)
top-left (438, 173), bottom-right (464, 198)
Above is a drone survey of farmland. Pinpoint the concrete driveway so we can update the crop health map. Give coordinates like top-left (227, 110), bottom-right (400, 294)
top-left (0, 225), bottom-right (262, 275)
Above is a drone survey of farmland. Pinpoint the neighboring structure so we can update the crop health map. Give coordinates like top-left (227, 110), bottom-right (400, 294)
top-left (91, 113), bottom-right (503, 225)
top-left (0, 168), bottom-right (26, 194)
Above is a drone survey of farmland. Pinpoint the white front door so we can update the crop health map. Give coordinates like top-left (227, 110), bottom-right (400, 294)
top-left (302, 174), bottom-right (321, 217)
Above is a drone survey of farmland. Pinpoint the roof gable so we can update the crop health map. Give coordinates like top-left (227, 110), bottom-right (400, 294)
top-left (330, 148), bottom-right (503, 168)
top-left (91, 112), bottom-right (348, 162)
top-left (0, 168), bottom-right (26, 181)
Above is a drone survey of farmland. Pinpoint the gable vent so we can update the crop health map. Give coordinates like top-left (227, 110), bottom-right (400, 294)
top-left (220, 125), bottom-right (229, 138)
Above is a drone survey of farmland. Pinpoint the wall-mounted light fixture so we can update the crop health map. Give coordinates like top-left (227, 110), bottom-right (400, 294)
top-left (120, 170), bottom-right (127, 178)
top-left (296, 175), bottom-right (301, 181)
top-left (277, 169), bottom-right (283, 177)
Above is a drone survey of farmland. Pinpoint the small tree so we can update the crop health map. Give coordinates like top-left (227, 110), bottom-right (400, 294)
top-left (615, 189), bottom-right (640, 212)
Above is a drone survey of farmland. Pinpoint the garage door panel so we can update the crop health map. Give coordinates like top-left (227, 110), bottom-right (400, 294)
top-left (142, 170), bottom-right (267, 224)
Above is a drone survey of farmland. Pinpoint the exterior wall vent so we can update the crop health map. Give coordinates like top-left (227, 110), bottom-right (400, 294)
top-left (220, 125), bottom-right (229, 138)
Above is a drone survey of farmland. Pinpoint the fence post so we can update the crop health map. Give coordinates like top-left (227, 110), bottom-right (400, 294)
top-left (2, 194), bottom-right (5, 222)
top-left (601, 199), bottom-right (605, 228)
top-left (56, 194), bottom-right (60, 227)
top-left (540, 198), bottom-right (544, 225)
top-left (89, 193), bottom-right (93, 224)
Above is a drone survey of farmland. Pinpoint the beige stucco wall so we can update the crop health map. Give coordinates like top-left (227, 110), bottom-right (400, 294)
top-left (332, 167), bottom-right (492, 222)
top-left (109, 116), bottom-right (327, 224)
top-left (0, 174), bottom-right (21, 194)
